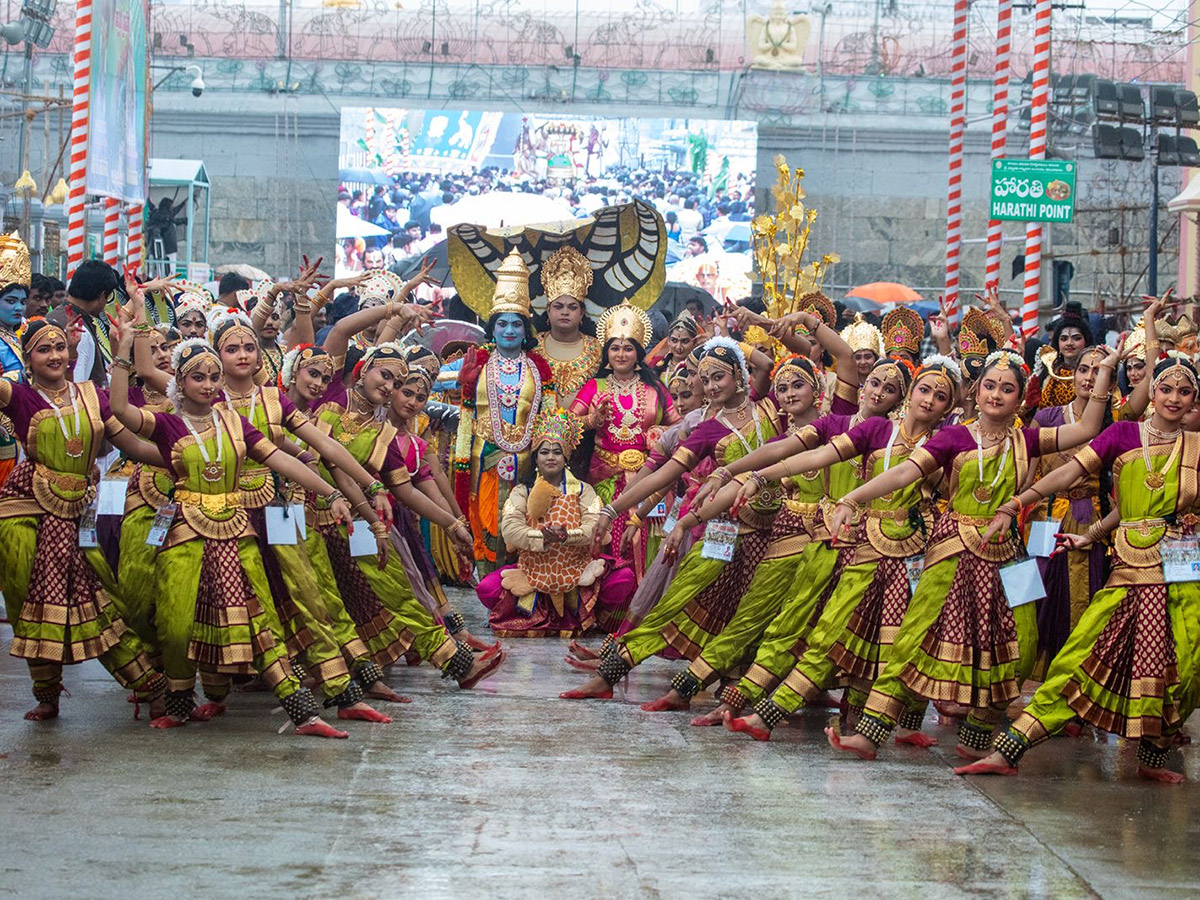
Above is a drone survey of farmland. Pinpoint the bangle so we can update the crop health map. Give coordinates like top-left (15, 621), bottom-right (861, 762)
top-left (365, 480), bottom-right (385, 498)
top-left (600, 503), bottom-right (618, 520)
top-left (292, 299), bottom-right (312, 315)
top-left (748, 470), bottom-right (769, 489)
top-left (835, 496), bottom-right (863, 523)
top-left (327, 489), bottom-right (344, 504)
top-left (713, 467), bottom-right (733, 485)
top-left (627, 512), bottom-right (643, 528)
top-left (369, 521), bottom-right (388, 538)
top-left (999, 498), bottom-right (1021, 518)
top-left (353, 500), bottom-right (370, 511)
top-left (454, 514), bottom-right (469, 530)
top-left (132, 322), bottom-right (153, 333)
top-left (1085, 521), bottom-right (1107, 543)
top-left (132, 330), bottom-right (150, 341)
top-left (112, 357), bottom-right (133, 370)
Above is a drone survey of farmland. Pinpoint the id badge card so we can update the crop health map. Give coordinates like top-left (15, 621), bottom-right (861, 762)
top-left (663, 497), bottom-right (684, 534)
top-left (146, 502), bottom-right (178, 548)
top-left (904, 554), bottom-right (925, 595)
top-left (648, 500), bottom-right (668, 520)
top-left (97, 477), bottom-right (128, 517)
top-left (78, 501), bottom-right (99, 548)
top-left (1000, 556), bottom-right (1046, 608)
top-left (348, 519), bottom-right (376, 557)
top-left (291, 502), bottom-right (307, 541)
top-left (265, 504), bottom-right (298, 545)
top-left (1026, 519), bottom-right (1061, 558)
top-left (701, 518), bottom-right (738, 562)
top-left (1162, 536), bottom-right (1200, 583)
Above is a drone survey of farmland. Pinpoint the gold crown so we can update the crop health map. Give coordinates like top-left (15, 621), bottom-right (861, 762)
top-left (597, 299), bottom-right (653, 348)
top-left (359, 270), bottom-right (406, 305)
top-left (958, 327), bottom-right (990, 359)
top-left (1122, 323), bottom-right (1146, 361)
top-left (539, 245), bottom-right (593, 302)
top-left (962, 307), bottom-right (1006, 348)
top-left (491, 249), bottom-right (532, 318)
top-left (0, 232), bottom-right (31, 288)
top-left (531, 407), bottom-right (583, 454)
top-left (881, 307), bottom-right (923, 356)
top-left (1159, 314), bottom-right (1197, 347)
top-left (839, 313), bottom-right (884, 356)
top-left (797, 291), bottom-right (835, 328)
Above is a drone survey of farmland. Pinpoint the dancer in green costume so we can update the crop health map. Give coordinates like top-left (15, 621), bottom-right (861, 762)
top-left (958, 354), bottom-right (1200, 783)
top-left (823, 347), bottom-right (1117, 761)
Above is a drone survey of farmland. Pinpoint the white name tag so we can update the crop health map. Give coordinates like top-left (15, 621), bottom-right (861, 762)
top-left (78, 501), bottom-right (99, 548)
top-left (348, 519), bottom-right (377, 557)
top-left (663, 497), bottom-right (683, 534)
top-left (1163, 537), bottom-right (1200, 583)
top-left (700, 518), bottom-right (738, 562)
top-left (1000, 556), bottom-right (1046, 608)
top-left (97, 477), bottom-right (128, 517)
top-left (291, 502), bottom-right (307, 541)
top-left (1026, 519), bottom-right (1061, 558)
top-left (648, 500), bottom-right (668, 520)
top-left (146, 502), bottom-right (178, 548)
top-left (905, 554), bottom-right (925, 594)
top-left (265, 505), bottom-right (298, 545)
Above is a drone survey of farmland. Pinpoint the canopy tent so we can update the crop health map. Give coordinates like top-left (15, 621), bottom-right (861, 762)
top-left (148, 158), bottom-right (211, 280)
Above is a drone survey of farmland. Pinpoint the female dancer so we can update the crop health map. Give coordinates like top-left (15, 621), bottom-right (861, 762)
top-left (1023, 301), bottom-right (1092, 415)
top-left (651, 312), bottom-right (701, 377)
top-left (108, 328), bottom-right (353, 737)
top-left (958, 355), bottom-right (1200, 783)
top-left (823, 347), bottom-right (1117, 760)
top-left (535, 245), bottom-right (601, 410)
top-left (0, 317), bottom-right (167, 720)
top-left (560, 338), bottom-right (781, 700)
top-left (477, 408), bottom-right (635, 636)
top-left (171, 283), bottom-right (213, 340)
top-left (569, 300), bottom-right (679, 565)
top-left (721, 357), bottom-right (961, 740)
top-left (666, 353), bottom-right (908, 720)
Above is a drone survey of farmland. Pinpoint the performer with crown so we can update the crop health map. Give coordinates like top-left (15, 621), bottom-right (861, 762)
top-left (535, 245), bottom-right (602, 411)
top-left (452, 249), bottom-right (556, 575)
top-left (0, 233), bottom-right (31, 486)
top-left (881, 308), bottom-right (923, 366)
top-left (475, 408), bottom-right (636, 637)
top-left (840, 313), bottom-right (885, 381)
top-left (569, 300), bottom-right (679, 571)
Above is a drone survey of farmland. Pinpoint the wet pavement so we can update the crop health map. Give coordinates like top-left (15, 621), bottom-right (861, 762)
top-left (1, 588), bottom-right (1197, 899)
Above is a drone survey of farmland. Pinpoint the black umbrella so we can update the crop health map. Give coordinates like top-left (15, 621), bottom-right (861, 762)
top-left (651, 281), bottom-right (717, 319)
top-left (839, 295), bottom-right (884, 314)
top-left (393, 239), bottom-right (453, 289)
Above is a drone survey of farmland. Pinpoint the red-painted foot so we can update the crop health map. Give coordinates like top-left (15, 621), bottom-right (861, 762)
top-left (954, 744), bottom-right (990, 761)
top-left (459, 650), bottom-right (505, 690)
top-left (564, 655), bottom-right (600, 672)
top-left (895, 731), bottom-right (939, 748)
top-left (722, 709), bottom-right (772, 742)
top-left (295, 718), bottom-right (349, 739)
top-left (934, 700), bottom-right (969, 720)
top-left (825, 726), bottom-right (877, 760)
top-left (691, 706), bottom-right (729, 727)
top-left (1138, 765), bottom-right (1185, 784)
top-left (190, 702), bottom-right (226, 722)
top-left (24, 702), bottom-right (59, 721)
top-left (461, 631), bottom-right (498, 653)
top-left (568, 639), bottom-right (600, 661)
top-left (478, 641), bottom-right (503, 661)
top-left (559, 685), bottom-right (613, 700)
top-left (337, 704), bottom-right (392, 724)
top-left (640, 694), bottom-right (690, 712)
top-left (364, 682), bottom-right (412, 703)
top-left (954, 760), bottom-right (1018, 777)
top-left (149, 715), bottom-right (186, 729)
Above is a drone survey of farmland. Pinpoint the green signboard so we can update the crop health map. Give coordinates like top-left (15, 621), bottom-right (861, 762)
top-left (989, 159), bottom-right (1077, 223)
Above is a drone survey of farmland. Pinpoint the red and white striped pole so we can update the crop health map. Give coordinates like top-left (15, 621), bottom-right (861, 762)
top-left (102, 197), bottom-right (120, 266)
top-left (942, 0), bottom-right (969, 328)
top-left (1021, 0), bottom-right (1053, 338)
top-left (65, 0), bottom-right (93, 280)
top-left (127, 202), bottom-right (144, 272)
top-left (984, 0), bottom-right (1014, 291)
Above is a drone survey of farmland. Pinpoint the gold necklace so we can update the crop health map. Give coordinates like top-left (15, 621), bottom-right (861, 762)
top-left (1141, 421), bottom-right (1182, 492)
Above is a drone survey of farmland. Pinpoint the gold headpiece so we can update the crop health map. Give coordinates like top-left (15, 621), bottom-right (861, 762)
top-left (697, 336), bottom-right (749, 389)
top-left (490, 249), bottom-right (533, 318)
top-left (962, 307), bottom-right (1005, 348)
top-left (208, 307), bottom-right (256, 348)
top-left (402, 345), bottom-right (440, 388)
top-left (1158, 314), bottom-right (1197, 350)
top-left (172, 338), bottom-right (223, 377)
top-left (669, 311), bottom-right (700, 338)
top-left (772, 354), bottom-right (819, 393)
top-left (0, 232), bottom-right (31, 287)
top-left (667, 361), bottom-right (691, 390)
top-left (839, 313), bottom-right (884, 357)
top-left (743, 326), bottom-right (780, 358)
top-left (359, 270), bottom-right (406, 306)
top-left (1151, 353), bottom-right (1199, 392)
top-left (173, 280), bottom-right (214, 320)
top-left (798, 291), bottom-right (835, 328)
top-left (279, 343), bottom-right (331, 387)
top-left (18, 316), bottom-right (65, 351)
top-left (597, 299), bottom-right (653, 349)
top-left (881, 308), bottom-right (923, 357)
top-left (1122, 323), bottom-right (1146, 362)
top-left (539, 245), bottom-right (593, 302)
top-left (531, 407), bottom-right (583, 454)
top-left (912, 354), bottom-right (962, 396)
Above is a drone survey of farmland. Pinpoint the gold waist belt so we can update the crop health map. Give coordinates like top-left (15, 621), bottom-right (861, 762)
top-left (595, 447), bottom-right (647, 471)
top-left (950, 511), bottom-right (993, 527)
top-left (175, 489), bottom-right (241, 513)
top-left (783, 499), bottom-right (821, 516)
top-left (35, 464), bottom-right (89, 491)
top-left (865, 507), bottom-right (914, 522)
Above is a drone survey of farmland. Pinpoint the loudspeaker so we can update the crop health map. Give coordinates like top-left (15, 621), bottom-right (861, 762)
top-left (1119, 126), bottom-right (1145, 160)
top-left (1092, 123), bottom-right (1123, 159)
top-left (1158, 133), bottom-right (1180, 166)
top-left (1118, 83), bottom-right (1145, 122)
top-left (1177, 136), bottom-right (1200, 167)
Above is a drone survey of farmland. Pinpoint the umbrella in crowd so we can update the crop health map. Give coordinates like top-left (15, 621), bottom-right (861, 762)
top-left (338, 166), bottom-right (390, 186)
top-left (337, 205), bottom-right (390, 240)
top-left (846, 281), bottom-right (923, 305)
top-left (395, 239), bottom-right (454, 289)
top-left (653, 281), bottom-right (717, 318)
top-left (839, 295), bottom-right (884, 314)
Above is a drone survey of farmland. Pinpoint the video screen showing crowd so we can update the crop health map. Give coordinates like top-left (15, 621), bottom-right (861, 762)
top-left (0, 161), bottom-right (1196, 784)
